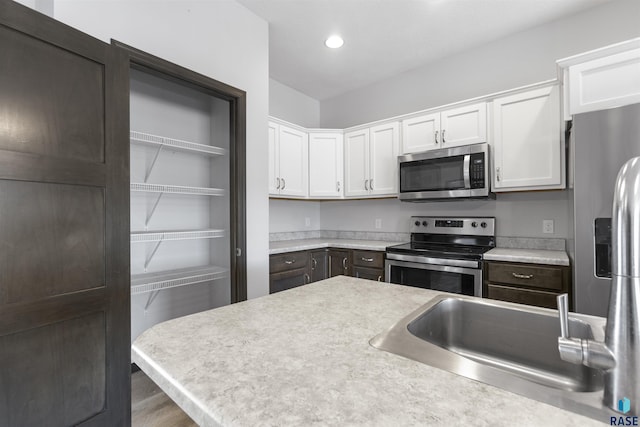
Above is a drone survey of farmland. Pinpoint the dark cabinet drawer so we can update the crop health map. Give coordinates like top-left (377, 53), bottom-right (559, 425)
top-left (486, 262), bottom-right (566, 291)
top-left (269, 267), bottom-right (309, 294)
top-left (352, 265), bottom-right (384, 282)
top-left (352, 250), bottom-right (384, 269)
top-left (486, 283), bottom-right (560, 309)
top-left (269, 251), bottom-right (309, 274)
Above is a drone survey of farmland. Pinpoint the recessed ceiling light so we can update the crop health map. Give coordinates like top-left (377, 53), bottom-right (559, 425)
top-left (325, 35), bottom-right (344, 49)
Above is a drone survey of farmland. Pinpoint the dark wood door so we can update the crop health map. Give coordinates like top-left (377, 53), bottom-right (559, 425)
top-left (328, 249), bottom-right (350, 277)
top-left (0, 3), bottom-right (130, 426)
top-left (309, 249), bottom-right (328, 282)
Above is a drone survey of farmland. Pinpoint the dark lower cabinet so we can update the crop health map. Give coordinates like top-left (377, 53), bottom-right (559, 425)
top-left (269, 267), bottom-right (310, 294)
top-left (352, 250), bottom-right (385, 281)
top-left (309, 249), bottom-right (328, 282)
top-left (328, 249), bottom-right (350, 277)
top-left (269, 247), bottom-right (386, 292)
top-left (484, 261), bottom-right (571, 309)
top-left (269, 251), bottom-right (310, 293)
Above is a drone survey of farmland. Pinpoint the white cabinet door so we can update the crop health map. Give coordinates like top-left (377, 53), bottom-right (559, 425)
top-left (566, 47), bottom-right (640, 115)
top-left (440, 102), bottom-right (487, 148)
top-left (344, 129), bottom-right (370, 197)
top-left (309, 132), bottom-right (344, 198)
top-left (401, 113), bottom-right (440, 153)
top-left (268, 122), bottom-right (279, 195)
top-left (277, 125), bottom-right (308, 197)
top-left (369, 122), bottom-right (399, 196)
top-left (492, 85), bottom-right (564, 191)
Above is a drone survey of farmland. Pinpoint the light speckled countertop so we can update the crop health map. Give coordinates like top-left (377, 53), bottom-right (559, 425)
top-left (484, 248), bottom-right (570, 266)
top-left (269, 238), bottom-right (402, 254)
top-left (132, 277), bottom-right (600, 426)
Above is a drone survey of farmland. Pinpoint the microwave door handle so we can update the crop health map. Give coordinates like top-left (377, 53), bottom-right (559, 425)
top-left (463, 154), bottom-right (471, 189)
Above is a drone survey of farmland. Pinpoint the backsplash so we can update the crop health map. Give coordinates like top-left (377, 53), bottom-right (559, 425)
top-left (269, 230), bottom-right (410, 242)
top-left (496, 237), bottom-right (566, 251)
top-left (270, 230), bottom-right (566, 251)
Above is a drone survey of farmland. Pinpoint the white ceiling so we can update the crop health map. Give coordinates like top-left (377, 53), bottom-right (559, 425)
top-left (237, 0), bottom-right (614, 100)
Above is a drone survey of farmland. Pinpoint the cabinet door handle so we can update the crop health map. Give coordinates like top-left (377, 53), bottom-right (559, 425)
top-left (361, 257), bottom-right (374, 262)
top-left (276, 177), bottom-right (281, 189)
top-left (512, 272), bottom-right (534, 279)
top-left (369, 179), bottom-right (373, 190)
top-left (377, 275), bottom-right (382, 282)
top-left (496, 167), bottom-right (501, 182)
top-left (434, 130), bottom-right (439, 145)
top-left (304, 273), bottom-right (310, 284)
top-left (342, 257), bottom-right (348, 270)
top-left (281, 178), bottom-right (286, 190)
top-left (312, 258), bottom-right (317, 270)
top-left (442, 129), bottom-right (446, 144)
top-left (337, 181), bottom-right (341, 192)
top-left (284, 259), bottom-right (295, 265)
top-left (364, 179), bottom-right (369, 191)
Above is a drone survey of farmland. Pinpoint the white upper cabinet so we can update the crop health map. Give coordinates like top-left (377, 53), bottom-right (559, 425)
top-left (401, 102), bottom-right (486, 153)
top-left (401, 113), bottom-right (440, 153)
top-left (269, 121), bottom-right (308, 198)
top-left (268, 122), bottom-right (279, 195)
top-left (557, 38), bottom-right (640, 117)
top-left (440, 103), bottom-right (487, 148)
top-left (491, 84), bottom-right (564, 192)
top-left (344, 128), bottom-right (370, 197)
top-left (344, 122), bottom-right (399, 198)
top-left (308, 132), bottom-right (344, 198)
top-left (369, 122), bottom-right (400, 195)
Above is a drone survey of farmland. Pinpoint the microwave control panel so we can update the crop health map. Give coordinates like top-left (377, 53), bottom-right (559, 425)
top-left (470, 153), bottom-right (485, 189)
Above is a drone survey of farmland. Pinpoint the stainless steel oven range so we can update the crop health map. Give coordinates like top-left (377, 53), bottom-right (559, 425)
top-left (385, 216), bottom-right (495, 297)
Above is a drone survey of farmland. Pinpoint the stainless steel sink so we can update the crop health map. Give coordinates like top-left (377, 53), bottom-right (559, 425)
top-left (370, 295), bottom-right (617, 421)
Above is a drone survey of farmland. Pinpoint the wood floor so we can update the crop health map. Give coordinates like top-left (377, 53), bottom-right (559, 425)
top-left (132, 370), bottom-right (197, 427)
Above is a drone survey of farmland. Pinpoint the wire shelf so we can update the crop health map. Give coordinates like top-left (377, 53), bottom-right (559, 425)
top-left (131, 265), bottom-right (229, 295)
top-left (131, 183), bottom-right (225, 196)
top-left (130, 130), bottom-right (226, 156)
top-left (131, 229), bottom-right (225, 243)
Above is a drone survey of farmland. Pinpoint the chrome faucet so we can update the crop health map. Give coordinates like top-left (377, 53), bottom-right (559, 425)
top-left (557, 156), bottom-right (640, 416)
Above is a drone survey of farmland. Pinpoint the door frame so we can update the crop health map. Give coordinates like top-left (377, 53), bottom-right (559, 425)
top-left (112, 41), bottom-right (248, 303)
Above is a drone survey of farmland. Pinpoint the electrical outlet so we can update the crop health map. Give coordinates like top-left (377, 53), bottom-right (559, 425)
top-left (305, 217), bottom-right (311, 227)
top-left (543, 219), bottom-right (554, 234)
top-left (375, 218), bottom-right (382, 229)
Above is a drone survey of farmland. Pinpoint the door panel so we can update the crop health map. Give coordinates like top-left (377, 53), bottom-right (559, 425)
top-left (369, 122), bottom-right (399, 196)
top-left (0, 3), bottom-right (130, 426)
top-left (0, 313), bottom-right (106, 427)
top-left (278, 125), bottom-right (308, 197)
top-left (0, 181), bottom-right (105, 304)
top-left (344, 129), bottom-right (369, 197)
top-left (440, 102), bottom-right (487, 148)
top-left (0, 25), bottom-right (105, 163)
top-left (401, 113), bottom-right (440, 153)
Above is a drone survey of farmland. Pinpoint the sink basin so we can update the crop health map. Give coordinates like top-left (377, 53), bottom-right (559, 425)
top-left (370, 295), bottom-right (615, 421)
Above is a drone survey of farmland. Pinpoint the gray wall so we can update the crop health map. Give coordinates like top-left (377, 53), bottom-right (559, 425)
top-left (270, 199), bottom-right (321, 233)
top-left (320, 0), bottom-right (640, 128)
top-left (319, 192), bottom-right (571, 239)
top-left (270, 78), bottom-right (321, 128)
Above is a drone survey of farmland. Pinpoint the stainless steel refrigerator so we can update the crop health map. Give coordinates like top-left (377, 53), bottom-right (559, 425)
top-left (572, 103), bottom-right (640, 316)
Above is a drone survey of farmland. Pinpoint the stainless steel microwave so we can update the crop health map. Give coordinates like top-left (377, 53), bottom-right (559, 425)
top-left (398, 143), bottom-right (492, 201)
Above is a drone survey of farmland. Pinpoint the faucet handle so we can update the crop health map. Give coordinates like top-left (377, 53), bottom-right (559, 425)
top-left (557, 293), bottom-right (570, 338)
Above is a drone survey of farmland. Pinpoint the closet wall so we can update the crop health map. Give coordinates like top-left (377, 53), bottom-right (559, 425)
top-left (130, 69), bottom-right (231, 342)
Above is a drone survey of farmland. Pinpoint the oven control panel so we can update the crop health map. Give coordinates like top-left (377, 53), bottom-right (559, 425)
top-left (410, 216), bottom-right (495, 236)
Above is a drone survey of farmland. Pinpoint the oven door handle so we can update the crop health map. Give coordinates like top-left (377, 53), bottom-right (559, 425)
top-left (385, 252), bottom-right (480, 269)
top-left (463, 154), bottom-right (471, 189)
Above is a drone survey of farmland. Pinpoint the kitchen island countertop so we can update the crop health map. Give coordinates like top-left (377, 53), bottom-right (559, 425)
top-left (132, 276), bottom-right (602, 426)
